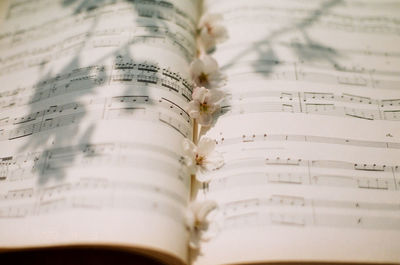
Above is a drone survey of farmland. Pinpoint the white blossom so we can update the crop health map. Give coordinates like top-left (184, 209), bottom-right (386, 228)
top-left (198, 13), bottom-right (228, 52)
top-left (189, 55), bottom-right (226, 89)
top-left (182, 137), bottom-right (224, 182)
top-left (185, 200), bottom-right (218, 249)
top-left (187, 87), bottom-right (224, 126)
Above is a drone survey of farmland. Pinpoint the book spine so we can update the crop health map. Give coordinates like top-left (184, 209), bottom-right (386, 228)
top-left (182, 0), bottom-right (229, 252)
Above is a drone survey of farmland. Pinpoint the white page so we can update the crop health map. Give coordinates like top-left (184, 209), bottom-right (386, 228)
top-left (193, 0), bottom-right (400, 264)
top-left (0, 0), bottom-right (199, 264)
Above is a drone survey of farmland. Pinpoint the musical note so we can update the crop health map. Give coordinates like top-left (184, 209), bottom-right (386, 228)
top-left (265, 157), bottom-right (302, 166)
top-left (0, 142), bottom-right (189, 186)
top-left (214, 194), bottom-right (400, 230)
top-left (216, 133), bottom-right (400, 150)
top-left (221, 100), bottom-right (393, 121)
top-left (303, 92), bottom-right (335, 101)
top-left (0, 177), bottom-right (188, 223)
top-left (3, 188), bottom-right (34, 200)
top-left (354, 163), bottom-right (386, 171)
top-left (0, 93), bottom-right (193, 141)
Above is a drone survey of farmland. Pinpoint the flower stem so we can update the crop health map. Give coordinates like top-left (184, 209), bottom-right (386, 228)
top-left (191, 119), bottom-right (199, 200)
top-left (193, 119), bottom-right (199, 144)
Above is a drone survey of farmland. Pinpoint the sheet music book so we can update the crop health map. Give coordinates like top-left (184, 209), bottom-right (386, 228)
top-left (0, 0), bottom-right (399, 264)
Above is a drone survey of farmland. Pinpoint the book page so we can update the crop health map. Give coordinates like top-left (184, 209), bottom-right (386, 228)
top-left (193, 0), bottom-right (400, 264)
top-left (0, 0), bottom-right (199, 264)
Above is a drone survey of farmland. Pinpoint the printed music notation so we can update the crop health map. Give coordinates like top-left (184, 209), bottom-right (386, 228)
top-left (288, 40), bottom-right (400, 59)
top-left (0, 61), bottom-right (193, 109)
top-left (112, 57), bottom-right (194, 101)
top-left (221, 195), bottom-right (400, 213)
top-left (0, 140), bottom-right (191, 221)
top-left (216, 196), bottom-right (400, 231)
top-left (221, 157), bottom-right (399, 173)
top-left (221, 40), bottom-right (400, 63)
top-left (216, 133), bottom-right (400, 149)
top-left (0, 183), bottom-right (187, 225)
top-left (0, 142), bottom-right (188, 184)
top-left (0, 94), bottom-right (192, 141)
top-left (206, 170), bottom-right (399, 192)
top-left (220, 3), bottom-right (400, 35)
top-left (0, 24), bottom-right (195, 74)
top-left (5, 0), bottom-right (55, 20)
top-left (2, 0), bottom-right (196, 43)
top-left (221, 102), bottom-right (399, 121)
top-left (0, 0), bottom-right (198, 74)
top-left (0, 178), bottom-right (185, 205)
top-left (221, 90), bottom-right (400, 121)
top-left (225, 58), bottom-right (400, 90)
top-left (229, 90), bottom-right (400, 107)
top-left (203, 157), bottom-right (399, 192)
top-left (0, 65), bottom-right (106, 104)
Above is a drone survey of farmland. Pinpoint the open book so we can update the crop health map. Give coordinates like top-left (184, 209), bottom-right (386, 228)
top-left (0, 0), bottom-right (399, 264)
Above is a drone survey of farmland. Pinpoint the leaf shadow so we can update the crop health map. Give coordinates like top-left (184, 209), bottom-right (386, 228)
top-left (198, 0), bottom-right (345, 139)
top-left (2, 0), bottom-right (179, 186)
top-left (192, 0), bottom-right (347, 262)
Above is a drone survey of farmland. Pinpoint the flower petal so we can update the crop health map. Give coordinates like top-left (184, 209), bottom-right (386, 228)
top-left (198, 13), bottom-right (228, 52)
top-left (197, 137), bottom-right (217, 156)
top-left (199, 29), bottom-right (216, 52)
top-left (202, 54), bottom-right (219, 73)
top-left (188, 101), bottom-right (201, 119)
top-left (182, 138), bottom-right (195, 150)
top-left (207, 89), bottom-right (225, 104)
top-left (208, 71), bottom-right (226, 89)
top-left (182, 155), bottom-right (193, 167)
top-left (186, 200), bottom-right (219, 248)
top-left (190, 200), bottom-right (217, 224)
top-left (203, 150), bottom-right (224, 171)
top-left (192, 87), bottom-right (208, 103)
top-left (199, 13), bottom-right (223, 28)
top-left (182, 138), bottom-right (196, 157)
top-left (212, 25), bottom-right (229, 43)
top-left (197, 113), bottom-right (213, 126)
top-left (189, 111), bottom-right (200, 120)
top-left (187, 100), bottom-right (199, 110)
top-left (189, 58), bottom-right (204, 80)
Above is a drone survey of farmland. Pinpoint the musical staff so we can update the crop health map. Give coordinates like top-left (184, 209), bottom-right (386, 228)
top-left (0, 142), bottom-right (188, 184)
top-left (218, 3), bottom-right (400, 36)
top-left (220, 40), bottom-right (400, 65)
top-left (201, 153), bottom-right (400, 193)
top-left (2, 0), bottom-right (196, 45)
top-left (213, 195), bottom-right (400, 231)
top-left (0, 24), bottom-right (195, 74)
top-left (218, 156), bottom-right (399, 173)
top-left (0, 0), bottom-right (198, 255)
top-left (221, 89), bottom-right (400, 121)
top-left (0, 178), bottom-right (186, 205)
top-left (112, 56), bottom-right (194, 101)
top-left (205, 170), bottom-right (398, 192)
top-left (183, 1), bottom-right (400, 259)
top-left (226, 58), bottom-right (400, 79)
top-left (0, 1), bottom-right (199, 82)
top-left (0, 60), bottom-right (193, 110)
top-left (0, 188), bottom-right (187, 225)
top-left (0, 138), bottom-right (192, 224)
top-left (221, 209), bottom-right (400, 231)
top-left (5, 0), bottom-right (57, 20)
top-left (225, 90), bottom-right (400, 108)
top-left (216, 133), bottom-right (400, 149)
top-left (0, 94), bottom-right (192, 140)
top-left (221, 52), bottom-right (400, 90)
